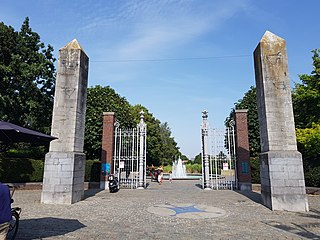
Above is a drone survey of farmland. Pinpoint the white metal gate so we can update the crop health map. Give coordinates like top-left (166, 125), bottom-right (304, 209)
top-left (113, 112), bottom-right (147, 189)
top-left (208, 127), bottom-right (237, 190)
top-left (201, 111), bottom-right (237, 190)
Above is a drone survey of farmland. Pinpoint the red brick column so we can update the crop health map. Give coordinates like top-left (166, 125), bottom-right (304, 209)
top-left (235, 109), bottom-right (252, 191)
top-left (100, 112), bottom-right (115, 189)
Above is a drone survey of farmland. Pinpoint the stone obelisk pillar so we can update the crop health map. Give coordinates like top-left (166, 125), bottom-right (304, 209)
top-left (254, 31), bottom-right (308, 211)
top-left (41, 39), bottom-right (89, 204)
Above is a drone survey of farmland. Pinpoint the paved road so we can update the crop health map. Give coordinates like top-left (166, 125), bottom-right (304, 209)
top-left (11, 180), bottom-right (320, 239)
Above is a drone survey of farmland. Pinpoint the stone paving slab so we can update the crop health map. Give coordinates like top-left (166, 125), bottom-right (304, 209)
top-left (11, 180), bottom-right (320, 239)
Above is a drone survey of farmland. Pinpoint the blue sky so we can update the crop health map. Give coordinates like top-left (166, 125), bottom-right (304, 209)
top-left (1, 0), bottom-right (319, 159)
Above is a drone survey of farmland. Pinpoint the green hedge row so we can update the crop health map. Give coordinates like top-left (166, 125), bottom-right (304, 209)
top-left (0, 158), bottom-right (101, 183)
top-left (162, 163), bottom-right (202, 173)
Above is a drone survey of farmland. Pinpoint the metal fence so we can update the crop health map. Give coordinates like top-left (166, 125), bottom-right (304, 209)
top-left (113, 112), bottom-right (147, 189)
top-left (201, 111), bottom-right (237, 190)
top-left (208, 127), bottom-right (237, 190)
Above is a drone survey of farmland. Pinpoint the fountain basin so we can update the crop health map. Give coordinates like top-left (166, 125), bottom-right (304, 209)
top-left (163, 173), bottom-right (202, 180)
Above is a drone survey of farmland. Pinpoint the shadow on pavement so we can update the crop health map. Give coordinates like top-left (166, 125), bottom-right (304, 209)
top-left (17, 217), bottom-right (86, 239)
top-left (263, 220), bottom-right (320, 239)
top-left (84, 188), bottom-right (103, 199)
top-left (236, 190), bottom-right (263, 205)
top-left (297, 208), bottom-right (320, 220)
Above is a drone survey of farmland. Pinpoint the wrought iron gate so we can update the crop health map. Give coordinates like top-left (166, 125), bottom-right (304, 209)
top-left (201, 111), bottom-right (237, 190)
top-left (113, 112), bottom-right (147, 189)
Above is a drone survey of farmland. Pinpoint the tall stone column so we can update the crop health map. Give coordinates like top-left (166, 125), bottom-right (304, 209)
top-left (201, 110), bottom-right (210, 190)
top-left (41, 39), bottom-right (89, 204)
top-left (234, 109), bottom-right (252, 191)
top-left (254, 31), bottom-right (308, 211)
top-left (100, 112), bottom-right (115, 190)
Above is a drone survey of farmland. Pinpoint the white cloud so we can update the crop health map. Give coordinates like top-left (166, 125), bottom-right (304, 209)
top-left (80, 0), bottom-right (250, 60)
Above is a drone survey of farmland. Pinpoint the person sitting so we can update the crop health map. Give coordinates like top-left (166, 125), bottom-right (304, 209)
top-left (0, 183), bottom-right (12, 240)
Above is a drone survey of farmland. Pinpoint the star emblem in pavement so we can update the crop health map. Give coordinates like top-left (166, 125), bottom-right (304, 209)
top-left (162, 204), bottom-right (206, 216)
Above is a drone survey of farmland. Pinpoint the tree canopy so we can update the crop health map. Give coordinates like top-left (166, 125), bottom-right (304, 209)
top-left (0, 17), bottom-right (56, 133)
top-left (130, 104), bottom-right (180, 166)
top-left (293, 49), bottom-right (320, 128)
top-left (85, 89), bottom-right (181, 165)
top-left (227, 86), bottom-right (260, 157)
top-left (85, 85), bottom-right (134, 159)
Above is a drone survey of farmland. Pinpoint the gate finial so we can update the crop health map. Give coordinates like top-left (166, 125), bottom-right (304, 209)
top-left (139, 111), bottom-right (145, 122)
top-left (202, 110), bottom-right (208, 119)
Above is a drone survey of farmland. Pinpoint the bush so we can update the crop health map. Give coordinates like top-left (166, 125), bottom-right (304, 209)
top-left (85, 160), bottom-right (101, 182)
top-left (250, 157), bottom-right (260, 184)
top-left (185, 163), bottom-right (202, 173)
top-left (0, 158), bottom-right (44, 182)
top-left (163, 165), bottom-right (172, 173)
top-left (0, 158), bottom-right (101, 183)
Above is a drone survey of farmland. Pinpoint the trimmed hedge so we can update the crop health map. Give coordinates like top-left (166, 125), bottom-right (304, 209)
top-left (0, 158), bottom-right (101, 183)
top-left (85, 160), bottom-right (101, 182)
top-left (250, 157), bottom-right (260, 184)
top-left (162, 163), bottom-right (202, 174)
top-left (0, 158), bottom-right (44, 182)
top-left (185, 163), bottom-right (202, 173)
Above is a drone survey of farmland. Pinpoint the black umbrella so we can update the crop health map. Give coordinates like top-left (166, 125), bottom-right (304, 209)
top-left (0, 121), bottom-right (57, 144)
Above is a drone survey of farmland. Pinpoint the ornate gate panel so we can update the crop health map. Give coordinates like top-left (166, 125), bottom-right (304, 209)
top-left (113, 112), bottom-right (147, 189)
top-left (209, 127), bottom-right (236, 190)
top-left (201, 111), bottom-right (237, 190)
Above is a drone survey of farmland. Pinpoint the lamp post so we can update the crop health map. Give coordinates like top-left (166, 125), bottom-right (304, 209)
top-left (201, 110), bottom-right (210, 190)
top-left (137, 111), bottom-right (146, 189)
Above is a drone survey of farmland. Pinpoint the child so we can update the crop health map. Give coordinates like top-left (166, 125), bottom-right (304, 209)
top-left (169, 171), bottom-right (172, 183)
top-left (157, 166), bottom-right (163, 184)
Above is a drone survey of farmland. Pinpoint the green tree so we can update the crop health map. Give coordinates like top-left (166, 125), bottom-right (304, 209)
top-left (159, 122), bottom-right (180, 165)
top-left (293, 49), bottom-right (320, 128)
top-left (227, 86), bottom-right (260, 157)
top-left (131, 104), bottom-right (162, 166)
top-left (193, 153), bottom-right (202, 164)
top-left (292, 49), bottom-right (320, 187)
top-left (85, 85), bottom-right (134, 159)
top-left (131, 104), bottom-right (180, 166)
top-left (0, 17), bottom-right (56, 133)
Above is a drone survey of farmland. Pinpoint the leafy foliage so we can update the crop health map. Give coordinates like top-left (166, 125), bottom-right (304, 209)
top-left (131, 104), bottom-right (180, 166)
top-left (84, 85), bottom-right (134, 159)
top-left (296, 123), bottom-right (320, 187)
top-left (0, 158), bottom-right (44, 182)
top-left (292, 49), bottom-right (320, 187)
top-left (159, 122), bottom-right (180, 165)
top-left (85, 159), bottom-right (101, 182)
top-left (193, 153), bottom-right (202, 164)
top-left (185, 163), bottom-right (202, 173)
top-left (232, 86), bottom-right (260, 157)
top-left (0, 157), bottom-right (102, 183)
top-left (0, 17), bottom-right (56, 133)
top-left (293, 49), bottom-right (320, 128)
top-left (250, 157), bottom-right (260, 184)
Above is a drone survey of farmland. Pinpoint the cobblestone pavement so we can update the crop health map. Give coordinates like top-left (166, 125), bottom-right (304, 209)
top-left (11, 180), bottom-right (320, 240)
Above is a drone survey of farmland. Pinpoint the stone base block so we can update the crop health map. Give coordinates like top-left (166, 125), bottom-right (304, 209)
top-left (238, 182), bottom-right (252, 191)
top-left (260, 151), bottom-right (309, 212)
top-left (41, 152), bottom-right (85, 204)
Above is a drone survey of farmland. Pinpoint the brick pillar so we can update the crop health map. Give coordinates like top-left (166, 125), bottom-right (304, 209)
top-left (235, 109), bottom-right (252, 191)
top-left (100, 112), bottom-right (115, 190)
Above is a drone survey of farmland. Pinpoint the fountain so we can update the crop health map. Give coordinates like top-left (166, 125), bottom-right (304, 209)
top-left (172, 157), bottom-right (187, 178)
